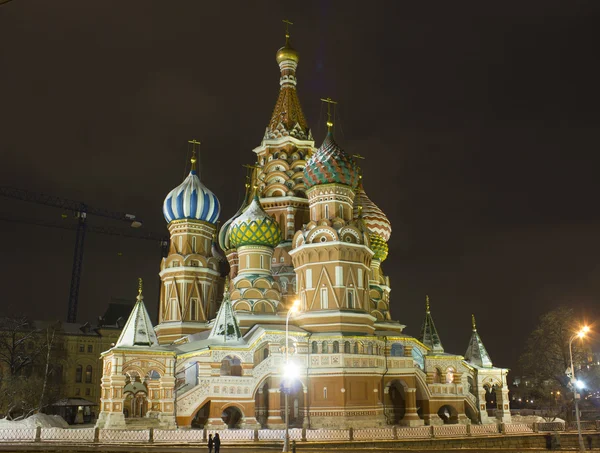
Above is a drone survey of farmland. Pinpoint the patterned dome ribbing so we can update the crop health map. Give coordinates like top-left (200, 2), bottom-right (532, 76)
top-left (163, 169), bottom-right (220, 224)
top-left (369, 232), bottom-right (389, 262)
top-left (303, 131), bottom-right (359, 189)
top-left (228, 196), bottom-right (282, 248)
top-left (353, 183), bottom-right (392, 242)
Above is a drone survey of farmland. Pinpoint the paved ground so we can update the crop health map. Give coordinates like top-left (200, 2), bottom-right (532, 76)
top-left (0, 444), bottom-right (570, 453)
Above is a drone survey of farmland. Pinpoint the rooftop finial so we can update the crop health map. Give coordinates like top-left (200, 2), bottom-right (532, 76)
top-left (425, 295), bottom-right (430, 313)
top-left (283, 19), bottom-right (293, 40)
top-left (137, 278), bottom-right (143, 300)
top-left (188, 139), bottom-right (201, 172)
top-left (320, 97), bottom-right (337, 131)
top-left (472, 313), bottom-right (477, 331)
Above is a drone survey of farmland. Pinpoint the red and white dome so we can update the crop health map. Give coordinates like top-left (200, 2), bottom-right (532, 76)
top-left (353, 183), bottom-right (391, 242)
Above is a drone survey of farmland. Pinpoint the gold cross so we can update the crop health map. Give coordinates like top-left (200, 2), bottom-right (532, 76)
top-left (320, 97), bottom-right (337, 130)
top-left (138, 278), bottom-right (143, 296)
top-left (188, 139), bottom-right (201, 170)
top-left (283, 19), bottom-right (293, 38)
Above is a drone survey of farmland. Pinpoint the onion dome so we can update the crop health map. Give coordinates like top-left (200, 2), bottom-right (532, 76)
top-left (303, 131), bottom-right (360, 189)
top-left (163, 152), bottom-right (220, 224)
top-left (276, 34), bottom-right (299, 64)
top-left (369, 232), bottom-right (389, 262)
top-left (353, 183), bottom-right (392, 242)
top-left (228, 196), bottom-right (282, 248)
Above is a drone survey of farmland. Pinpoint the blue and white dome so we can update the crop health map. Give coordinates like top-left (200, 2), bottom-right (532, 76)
top-left (163, 169), bottom-right (221, 224)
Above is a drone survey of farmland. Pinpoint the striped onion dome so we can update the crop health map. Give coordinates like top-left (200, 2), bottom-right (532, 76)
top-left (303, 131), bottom-right (360, 190)
top-left (369, 232), bottom-right (389, 262)
top-left (228, 196), bottom-right (282, 248)
top-left (353, 183), bottom-right (392, 242)
top-left (163, 169), bottom-right (220, 224)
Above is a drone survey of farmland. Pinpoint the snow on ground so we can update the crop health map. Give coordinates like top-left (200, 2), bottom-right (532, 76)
top-left (0, 413), bottom-right (69, 429)
top-left (511, 414), bottom-right (565, 424)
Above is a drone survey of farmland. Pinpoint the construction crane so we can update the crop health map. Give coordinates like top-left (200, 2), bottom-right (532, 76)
top-left (0, 186), bottom-right (168, 323)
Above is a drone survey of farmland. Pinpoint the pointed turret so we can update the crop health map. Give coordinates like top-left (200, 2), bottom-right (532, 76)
top-left (265, 22), bottom-right (311, 141)
top-left (115, 279), bottom-right (158, 348)
top-left (464, 314), bottom-right (493, 367)
top-left (420, 296), bottom-right (444, 353)
top-left (208, 281), bottom-right (243, 343)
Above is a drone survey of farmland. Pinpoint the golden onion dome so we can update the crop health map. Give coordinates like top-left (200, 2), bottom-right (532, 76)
top-left (229, 196), bottom-right (282, 249)
top-left (276, 36), bottom-right (299, 64)
top-left (369, 232), bottom-right (389, 262)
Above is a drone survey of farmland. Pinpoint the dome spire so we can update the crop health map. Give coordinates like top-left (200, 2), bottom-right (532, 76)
top-left (188, 139), bottom-right (200, 173)
top-left (321, 97), bottom-right (337, 132)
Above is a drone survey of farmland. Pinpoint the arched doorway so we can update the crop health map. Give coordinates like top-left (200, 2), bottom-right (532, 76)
top-left (280, 377), bottom-right (304, 428)
top-left (222, 406), bottom-right (243, 429)
top-left (192, 402), bottom-right (210, 429)
top-left (123, 372), bottom-right (148, 418)
top-left (255, 381), bottom-right (269, 428)
top-left (437, 405), bottom-right (459, 424)
top-left (221, 356), bottom-right (242, 376)
top-left (385, 380), bottom-right (406, 425)
top-left (484, 384), bottom-right (498, 414)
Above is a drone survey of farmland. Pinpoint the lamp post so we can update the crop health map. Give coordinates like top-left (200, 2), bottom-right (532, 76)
top-left (568, 325), bottom-right (589, 453)
top-left (283, 300), bottom-right (300, 452)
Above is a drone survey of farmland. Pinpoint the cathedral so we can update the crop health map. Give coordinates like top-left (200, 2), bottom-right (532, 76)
top-left (96, 30), bottom-right (511, 431)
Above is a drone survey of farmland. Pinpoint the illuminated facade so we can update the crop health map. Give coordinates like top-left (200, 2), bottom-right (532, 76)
top-left (96, 32), bottom-right (511, 430)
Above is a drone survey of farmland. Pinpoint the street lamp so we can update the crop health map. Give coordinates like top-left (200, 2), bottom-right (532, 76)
top-left (283, 300), bottom-right (300, 452)
top-left (569, 325), bottom-right (590, 453)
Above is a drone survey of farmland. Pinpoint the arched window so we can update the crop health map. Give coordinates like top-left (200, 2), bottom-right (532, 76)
top-left (312, 341), bottom-right (318, 354)
top-left (367, 343), bottom-right (373, 355)
top-left (321, 341), bottom-right (328, 354)
top-left (85, 365), bottom-right (92, 383)
top-left (192, 236), bottom-right (197, 253)
top-left (391, 343), bottom-right (404, 357)
top-left (353, 343), bottom-right (359, 354)
top-left (344, 341), bottom-right (351, 354)
top-left (434, 367), bottom-right (443, 383)
top-left (445, 367), bottom-right (455, 384)
top-left (333, 341), bottom-right (339, 353)
top-left (324, 205), bottom-right (329, 219)
top-left (220, 356), bottom-right (242, 377)
top-left (75, 365), bottom-right (82, 383)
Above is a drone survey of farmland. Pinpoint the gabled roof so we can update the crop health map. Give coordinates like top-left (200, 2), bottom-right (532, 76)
top-left (208, 284), bottom-right (243, 344)
top-left (464, 314), bottom-right (493, 368)
top-left (419, 296), bottom-right (444, 353)
top-left (115, 280), bottom-right (158, 348)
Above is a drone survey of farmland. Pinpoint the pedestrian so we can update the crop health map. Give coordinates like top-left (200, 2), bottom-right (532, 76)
top-left (292, 439), bottom-right (297, 453)
top-left (208, 433), bottom-right (213, 453)
top-left (587, 435), bottom-right (593, 450)
top-left (214, 433), bottom-right (221, 453)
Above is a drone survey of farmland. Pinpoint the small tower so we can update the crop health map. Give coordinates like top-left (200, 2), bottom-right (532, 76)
top-left (420, 296), bottom-right (444, 353)
top-left (353, 182), bottom-right (393, 321)
top-left (289, 103), bottom-right (374, 333)
top-left (226, 196), bottom-right (283, 326)
top-left (156, 141), bottom-right (223, 344)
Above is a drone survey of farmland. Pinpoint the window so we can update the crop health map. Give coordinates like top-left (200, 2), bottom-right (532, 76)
top-left (391, 343), bottom-right (404, 357)
top-left (246, 254), bottom-right (250, 268)
top-left (263, 349), bottom-right (269, 360)
top-left (280, 257), bottom-right (285, 263)
top-left (335, 266), bottom-right (343, 286)
top-left (312, 341), bottom-right (318, 354)
top-left (306, 269), bottom-right (313, 289)
top-left (272, 257), bottom-right (277, 263)
top-left (324, 205), bottom-right (329, 219)
top-left (323, 387), bottom-right (328, 399)
top-left (85, 388), bottom-right (91, 396)
top-left (79, 344), bottom-right (84, 353)
top-left (339, 205), bottom-right (343, 218)
top-left (85, 365), bottom-right (92, 383)
top-left (220, 356), bottom-right (242, 376)
top-left (192, 236), bottom-right (197, 253)
top-left (75, 388), bottom-right (80, 396)
top-left (367, 343), bottom-right (373, 355)
top-left (320, 288), bottom-right (328, 309)
top-left (75, 365), bottom-right (82, 383)
top-left (353, 343), bottom-right (359, 354)
top-left (347, 290), bottom-right (354, 309)
top-left (87, 345), bottom-right (93, 353)
top-left (322, 341), bottom-right (328, 354)
top-left (357, 269), bottom-right (363, 288)
top-left (344, 341), bottom-right (351, 354)
top-left (333, 341), bottom-right (339, 353)
top-left (170, 298), bottom-right (178, 320)
top-left (190, 298), bottom-right (198, 320)
top-left (260, 255), bottom-right (264, 269)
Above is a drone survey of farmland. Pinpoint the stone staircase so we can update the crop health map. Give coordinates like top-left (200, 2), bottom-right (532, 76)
top-left (125, 417), bottom-right (161, 429)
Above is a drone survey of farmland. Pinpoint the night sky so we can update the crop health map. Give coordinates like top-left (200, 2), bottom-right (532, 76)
top-left (1, 1), bottom-right (599, 371)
